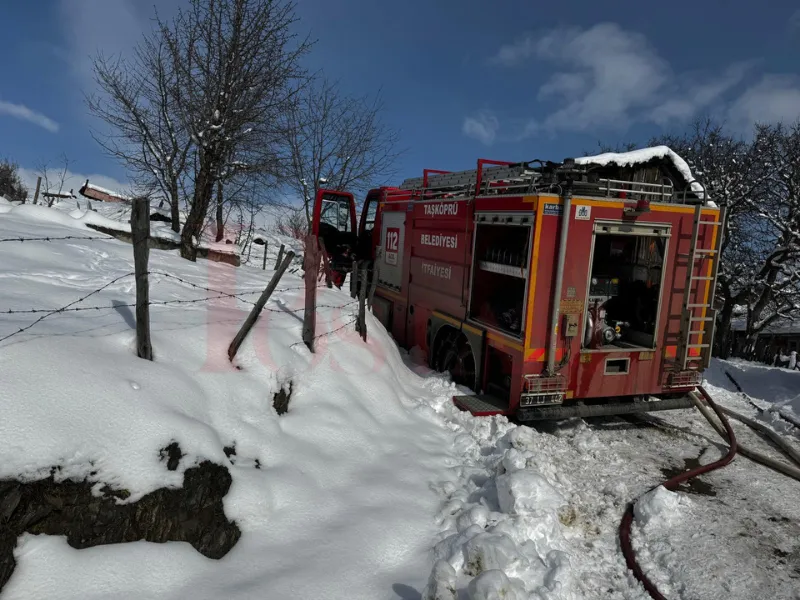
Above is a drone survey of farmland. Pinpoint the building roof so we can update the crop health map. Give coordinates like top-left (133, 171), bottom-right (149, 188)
top-left (78, 180), bottom-right (131, 203)
top-left (731, 317), bottom-right (800, 335)
top-left (575, 145), bottom-right (708, 202)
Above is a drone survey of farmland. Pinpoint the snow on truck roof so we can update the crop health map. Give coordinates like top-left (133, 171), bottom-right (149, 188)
top-left (576, 145), bottom-right (709, 203)
top-left (400, 145), bottom-right (712, 206)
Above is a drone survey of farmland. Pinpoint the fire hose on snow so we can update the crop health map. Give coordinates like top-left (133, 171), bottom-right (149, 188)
top-left (620, 385), bottom-right (800, 600)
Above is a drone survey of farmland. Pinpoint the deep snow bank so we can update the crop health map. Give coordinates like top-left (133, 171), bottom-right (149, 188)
top-left (0, 204), bottom-right (460, 599)
top-left (705, 358), bottom-right (800, 416)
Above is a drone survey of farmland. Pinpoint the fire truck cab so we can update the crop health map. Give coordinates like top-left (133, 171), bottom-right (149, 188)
top-left (311, 147), bottom-right (724, 421)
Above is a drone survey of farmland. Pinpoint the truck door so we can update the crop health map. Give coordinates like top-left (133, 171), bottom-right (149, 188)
top-left (357, 190), bottom-right (380, 261)
top-left (312, 189), bottom-right (357, 286)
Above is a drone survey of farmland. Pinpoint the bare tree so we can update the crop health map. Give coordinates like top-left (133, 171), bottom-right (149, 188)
top-left (0, 158), bottom-right (28, 203)
top-left (158, 0), bottom-right (311, 260)
top-left (275, 207), bottom-right (307, 240)
top-left (88, 35), bottom-right (191, 233)
top-left (284, 77), bottom-right (402, 227)
top-left (651, 119), bottom-right (774, 357)
top-left (37, 153), bottom-right (73, 206)
top-left (585, 140), bottom-right (639, 155)
top-left (739, 122), bottom-right (800, 341)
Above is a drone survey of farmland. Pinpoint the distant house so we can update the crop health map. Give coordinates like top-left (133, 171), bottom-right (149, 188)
top-left (78, 180), bottom-right (130, 204)
top-left (731, 318), bottom-right (800, 363)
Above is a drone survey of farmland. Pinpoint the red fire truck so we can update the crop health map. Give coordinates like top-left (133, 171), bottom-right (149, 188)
top-left (312, 146), bottom-right (725, 420)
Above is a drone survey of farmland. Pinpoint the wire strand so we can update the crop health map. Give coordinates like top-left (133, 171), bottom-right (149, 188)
top-left (0, 272), bottom-right (136, 344)
top-left (0, 235), bottom-right (110, 243)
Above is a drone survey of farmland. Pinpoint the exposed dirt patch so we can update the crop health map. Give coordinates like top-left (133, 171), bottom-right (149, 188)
top-left (0, 458), bottom-right (240, 593)
top-left (273, 381), bottom-right (293, 415)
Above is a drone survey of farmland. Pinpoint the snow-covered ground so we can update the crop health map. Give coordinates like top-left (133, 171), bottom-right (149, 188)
top-left (1, 201), bottom-right (799, 600)
top-left (44, 196), bottom-right (303, 268)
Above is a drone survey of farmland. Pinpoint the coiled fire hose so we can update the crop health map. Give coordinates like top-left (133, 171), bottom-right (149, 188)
top-left (619, 386), bottom-right (800, 600)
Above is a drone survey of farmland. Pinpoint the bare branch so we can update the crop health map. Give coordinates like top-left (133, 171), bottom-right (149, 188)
top-left (283, 77), bottom-right (403, 227)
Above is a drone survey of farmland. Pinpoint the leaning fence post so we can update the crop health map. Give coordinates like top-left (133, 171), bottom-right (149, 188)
top-left (32, 176), bottom-right (41, 205)
top-left (356, 262), bottom-right (368, 342)
top-left (275, 244), bottom-right (285, 270)
top-left (262, 240), bottom-right (269, 270)
top-left (302, 234), bottom-right (320, 352)
top-left (131, 197), bottom-right (153, 361)
top-left (228, 250), bottom-right (296, 361)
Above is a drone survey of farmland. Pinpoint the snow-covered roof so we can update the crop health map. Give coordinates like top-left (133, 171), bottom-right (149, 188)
top-left (731, 317), bottom-right (800, 335)
top-left (81, 182), bottom-right (132, 201)
top-left (575, 145), bottom-right (709, 203)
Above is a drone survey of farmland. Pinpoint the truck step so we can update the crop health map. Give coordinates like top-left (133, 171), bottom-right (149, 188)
top-left (517, 395), bottom-right (694, 421)
top-left (453, 394), bottom-right (509, 416)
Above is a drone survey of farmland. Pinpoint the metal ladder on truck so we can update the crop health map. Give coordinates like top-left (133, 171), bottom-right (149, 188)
top-left (398, 161), bottom-right (541, 199)
top-left (677, 203), bottom-right (727, 370)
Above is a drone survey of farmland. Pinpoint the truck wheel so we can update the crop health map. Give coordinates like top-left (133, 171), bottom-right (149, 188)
top-left (436, 330), bottom-right (476, 390)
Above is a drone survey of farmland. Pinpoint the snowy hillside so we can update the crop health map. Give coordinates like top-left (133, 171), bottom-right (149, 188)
top-left (1, 202), bottom-right (799, 600)
top-left (45, 196), bottom-right (303, 270)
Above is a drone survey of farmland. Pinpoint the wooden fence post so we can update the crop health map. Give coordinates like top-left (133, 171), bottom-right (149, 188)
top-left (302, 235), bottom-right (320, 352)
top-left (262, 240), bottom-right (269, 270)
top-left (356, 262), bottom-right (368, 342)
top-left (32, 176), bottom-right (41, 205)
top-left (350, 259), bottom-right (358, 298)
top-left (368, 248), bottom-right (382, 310)
top-left (275, 244), bottom-right (285, 270)
top-left (317, 237), bottom-right (333, 288)
top-left (228, 250), bottom-right (296, 361)
top-left (131, 197), bottom-right (153, 360)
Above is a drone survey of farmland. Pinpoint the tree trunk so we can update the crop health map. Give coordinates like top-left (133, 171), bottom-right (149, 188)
top-left (215, 181), bottom-right (224, 243)
top-left (715, 299), bottom-right (735, 359)
top-left (169, 181), bottom-right (180, 233)
top-left (179, 157), bottom-right (215, 262)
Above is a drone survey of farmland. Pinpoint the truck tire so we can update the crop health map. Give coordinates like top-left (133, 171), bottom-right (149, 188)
top-left (435, 329), bottom-right (477, 390)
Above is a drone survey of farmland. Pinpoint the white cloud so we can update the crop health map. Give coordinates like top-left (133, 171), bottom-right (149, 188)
top-left (478, 22), bottom-right (795, 140)
top-left (18, 167), bottom-right (130, 199)
top-left (650, 61), bottom-right (756, 126)
top-left (532, 23), bottom-right (671, 133)
top-left (57, 0), bottom-right (148, 89)
top-left (0, 100), bottom-right (59, 133)
top-left (489, 37), bottom-right (537, 66)
top-left (462, 111), bottom-right (500, 145)
top-left (728, 75), bottom-right (800, 129)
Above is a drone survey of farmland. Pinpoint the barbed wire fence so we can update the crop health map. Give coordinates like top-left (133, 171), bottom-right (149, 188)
top-left (0, 271), bottom-right (358, 347)
top-left (0, 235), bottom-right (111, 243)
top-left (0, 207), bottom-right (365, 355)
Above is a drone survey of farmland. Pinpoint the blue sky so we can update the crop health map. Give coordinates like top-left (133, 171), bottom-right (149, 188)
top-left (1, 0), bottom-right (799, 197)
